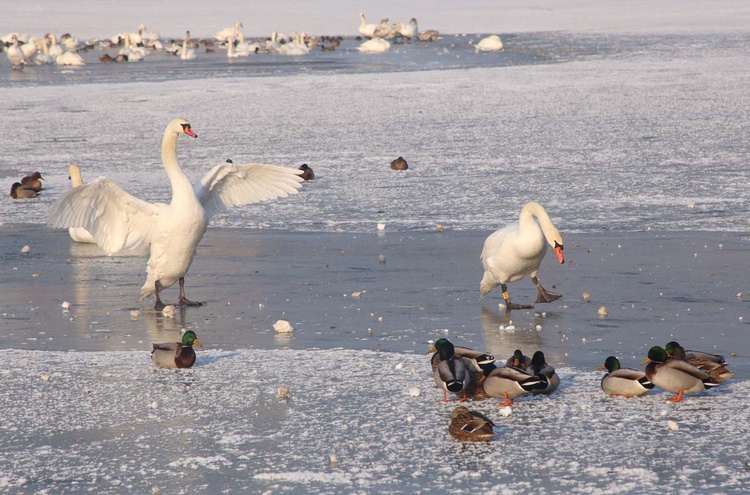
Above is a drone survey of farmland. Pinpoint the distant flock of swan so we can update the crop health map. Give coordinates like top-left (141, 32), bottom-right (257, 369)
top-left (2, 13), bottom-right (505, 68)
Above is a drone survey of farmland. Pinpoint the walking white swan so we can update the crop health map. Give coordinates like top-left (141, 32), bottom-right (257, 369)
top-left (480, 202), bottom-right (564, 310)
top-left (47, 118), bottom-right (303, 309)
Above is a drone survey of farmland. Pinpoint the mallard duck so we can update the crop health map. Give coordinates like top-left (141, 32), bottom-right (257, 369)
top-left (527, 351), bottom-right (560, 395)
top-left (390, 156), bottom-right (408, 170)
top-left (151, 330), bottom-right (202, 369)
top-left (449, 406), bottom-right (496, 442)
top-left (10, 182), bottom-right (41, 199)
top-left (298, 164), bottom-right (314, 181)
top-left (481, 363), bottom-right (547, 406)
top-left (664, 341), bottom-right (733, 383)
top-left (21, 171), bottom-right (44, 190)
top-left (430, 340), bottom-right (495, 374)
top-left (599, 356), bottom-right (654, 397)
top-left (641, 346), bottom-right (718, 402)
top-left (428, 338), bottom-right (470, 401)
top-left (504, 349), bottom-right (530, 370)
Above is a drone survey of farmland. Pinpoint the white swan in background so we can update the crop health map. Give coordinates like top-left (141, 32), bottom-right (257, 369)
top-left (47, 118), bottom-right (303, 309)
top-left (357, 38), bottom-right (390, 53)
top-left (226, 36), bottom-right (247, 58)
top-left (20, 36), bottom-right (40, 61)
top-left (264, 31), bottom-right (282, 52)
top-left (372, 18), bottom-right (393, 38)
top-left (179, 31), bottom-right (196, 60)
top-left (56, 50), bottom-right (85, 66)
top-left (35, 38), bottom-right (55, 64)
top-left (475, 34), bottom-right (504, 52)
top-left (60, 34), bottom-right (82, 52)
top-left (277, 32), bottom-right (309, 55)
top-left (479, 202), bottom-right (565, 310)
top-left (66, 164), bottom-right (96, 243)
top-left (45, 34), bottom-right (65, 58)
top-left (358, 12), bottom-right (378, 37)
top-left (5, 35), bottom-right (26, 69)
top-left (215, 21), bottom-right (243, 42)
top-left (2, 32), bottom-right (29, 44)
top-left (397, 18), bottom-right (418, 39)
top-left (138, 24), bottom-right (160, 43)
top-left (119, 32), bottom-right (146, 62)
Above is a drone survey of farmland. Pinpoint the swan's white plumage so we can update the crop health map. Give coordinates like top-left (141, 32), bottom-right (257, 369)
top-left (49, 176), bottom-right (159, 254)
top-left (66, 164), bottom-right (97, 244)
top-left (195, 162), bottom-right (303, 218)
top-left (47, 118), bottom-right (303, 303)
top-left (357, 38), bottom-right (390, 53)
top-left (475, 34), bottom-right (504, 52)
top-left (358, 12), bottom-right (378, 37)
top-left (480, 202), bottom-right (563, 298)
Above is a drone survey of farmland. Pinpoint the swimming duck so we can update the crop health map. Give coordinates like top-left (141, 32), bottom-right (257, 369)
top-left (449, 406), bottom-right (496, 442)
top-left (428, 338), bottom-right (470, 402)
top-left (599, 356), bottom-right (654, 397)
top-left (641, 346), bottom-right (719, 402)
top-left (10, 182), bottom-right (40, 199)
top-left (390, 156), bottom-right (408, 170)
top-left (151, 329), bottom-right (202, 369)
top-left (481, 362), bottom-right (547, 406)
top-left (21, 171), bottom-right (44, 189)
top-left (664, 341), bottom-right (733, 383)
top-left (298, 164), bottom-right (314, 180)
top-left (480, 202), bottom-right (564, 310)
top-left (527, 351), bottom-right (560, 395)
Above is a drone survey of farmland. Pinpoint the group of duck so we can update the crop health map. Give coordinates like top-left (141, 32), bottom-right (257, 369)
top-left (9, 172), bottom-right (44, 199)
top-left (431, 338), bottom-right (734, 442)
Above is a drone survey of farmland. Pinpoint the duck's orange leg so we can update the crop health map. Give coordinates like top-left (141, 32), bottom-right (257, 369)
top-left (499, 393), bottom-right (514, 407)
top-left (443, 390), bottom-right (448, 402)
top-left (458, 389), bottom-right (468, 402)
top-left (667, 390), bottom-right (684, 403)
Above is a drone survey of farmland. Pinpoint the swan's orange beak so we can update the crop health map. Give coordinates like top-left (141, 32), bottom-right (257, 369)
top-left (554, 243), bottom-right (564, 264)
top-left (181, 123), bottom-right (197, 138)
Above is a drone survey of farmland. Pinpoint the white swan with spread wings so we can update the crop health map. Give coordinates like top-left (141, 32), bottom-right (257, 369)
top-left (47, 118), bottom-right (303, 309)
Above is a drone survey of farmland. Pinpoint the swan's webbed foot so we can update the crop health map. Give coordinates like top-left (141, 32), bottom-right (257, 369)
top-left (177, 277), bottom-right (203, 307)
top-left (154, 300), bottom-right (166, 311)
top-left (535, 287), bottom-right (562, 304)
top-left (178, 297), bottom-right (204, 307)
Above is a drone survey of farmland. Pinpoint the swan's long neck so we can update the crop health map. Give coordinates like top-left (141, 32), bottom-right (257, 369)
top-left (69, 165), bottom-right (84, 187)
top-left (360, 13), bottom-right (366, 27)
top-left (520, 202), bottom-right (562, 247)
top-left (161, 129), bottom-right (194, 203)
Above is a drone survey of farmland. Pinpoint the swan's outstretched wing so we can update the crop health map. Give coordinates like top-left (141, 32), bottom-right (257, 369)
top-left (47, 177), bottom-right (160, 254)
top-left (194, 162), bottom-right (303, 218)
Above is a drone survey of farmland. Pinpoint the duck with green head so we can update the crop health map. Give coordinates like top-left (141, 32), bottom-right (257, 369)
top-left (599, 356), bottom-right (654, 397)
top-left (528, 351), bottom-right (560, 395)
top-left (151, 330), bottom-right (202, 369)
top-left (641, 346), bottom-right (718, 402)
top-left (664, 341), bottom-right (733, 383)
top-left (428, 338), bottom-right (470, 402)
